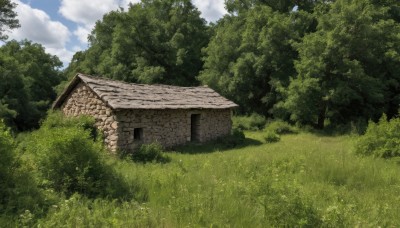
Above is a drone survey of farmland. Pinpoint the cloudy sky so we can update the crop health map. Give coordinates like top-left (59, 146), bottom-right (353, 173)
top-left (5, 0), bottom-right (227, 67)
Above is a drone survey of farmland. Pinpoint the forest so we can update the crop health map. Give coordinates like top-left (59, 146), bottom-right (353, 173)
top-left (1, 0), bottom-right (400, 226)
top-left (1, 0), bottom-right (399, 131)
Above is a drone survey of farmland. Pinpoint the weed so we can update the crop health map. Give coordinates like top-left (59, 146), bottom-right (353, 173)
top-left (355, 115), bottom-right (400, 158)
top-left (265, 120), bottom-right (298, 134)
top-left (132, 142), bottom-right (170, 163)
top-left (232, 113), bottom-right (266, 131)
top-left (264, 130), bottom-right (280, 143)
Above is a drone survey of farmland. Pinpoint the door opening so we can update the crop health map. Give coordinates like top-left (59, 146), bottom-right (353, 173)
top-left (191, 114), bottom-right (200, 142)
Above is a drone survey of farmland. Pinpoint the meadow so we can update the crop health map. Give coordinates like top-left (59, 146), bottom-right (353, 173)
top-left (17, 131), bottom-right (400, 227)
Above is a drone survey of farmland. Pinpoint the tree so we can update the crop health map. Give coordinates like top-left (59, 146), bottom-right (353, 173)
top-left (225, 0), bottom-right (331, 14)
top-left (64, 0), bottom-right (209, 86)
top-left (278, 0), bottom-right (400, 128)
top-left (199, 6), bottom-right (315, 115)
top-left (0, 40), bottom-right (63, 130)
top-left (0, 0), bottom-right (20, 40)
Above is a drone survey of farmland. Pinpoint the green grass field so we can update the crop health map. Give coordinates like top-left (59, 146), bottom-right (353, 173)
top-left (23, 132), bottom-right (400, 227)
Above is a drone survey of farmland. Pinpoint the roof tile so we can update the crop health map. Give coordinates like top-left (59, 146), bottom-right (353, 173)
top-left (53, 73), bottom-right (238, 110)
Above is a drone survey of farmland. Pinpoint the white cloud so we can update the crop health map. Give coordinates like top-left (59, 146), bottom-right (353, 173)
top-left (60, 0), bottom-right (226, 45)
top-left (8, 0), bottom-right (70, 49)
top-left (73, 25), bottom-right (92, 44)
top-left (5, 1), bottom-right (72, 66)
top-left (120, 0), bottom-right (141, 9)
top-left (4, 0), bottom-right (227, 68)
top-left (59, 0), bottom-right (119, 25)
top-left (59, 0), bottom-right (130, 44)
top-left (193, 0), bottom-right (227, 22)
top-left (46, 47), bottom-right (75, 64)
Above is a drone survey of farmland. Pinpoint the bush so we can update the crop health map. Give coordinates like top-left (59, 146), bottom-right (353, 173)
top-left (132, 142), bottom-right (170, 163)
top-left (41, 111), bottom-right (98, 140)
top-left (0, 120), bottom-right (16, 210)
top-left (265, 120), bottom-right (298, 135)
top-left (264, 131), bottom-right (280, 143)
top-left (24, 113), bottom-right (133, 199)
top-left (0, 120), bottom-right (44, 215)
top-left (218, 127), bottom-right (246, 148)
top-left (321, 118), bottom-right (368, 136)
top-left (354, 115), bottom-right (400, 158)
top-left (233, 113), bottom-right (267, 131)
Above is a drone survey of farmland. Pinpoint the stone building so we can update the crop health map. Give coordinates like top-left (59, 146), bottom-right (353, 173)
top-left (53, 73), bottom-right (238, 152)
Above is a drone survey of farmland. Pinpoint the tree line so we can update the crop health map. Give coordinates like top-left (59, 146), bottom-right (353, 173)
top-left (1, 0), bottom-right (400, 130)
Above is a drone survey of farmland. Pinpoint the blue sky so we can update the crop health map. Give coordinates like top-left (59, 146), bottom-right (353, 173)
top-left (6, 0), bottom-right (227, 67)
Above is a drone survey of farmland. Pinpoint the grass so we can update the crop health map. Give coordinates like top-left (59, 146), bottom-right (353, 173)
top-left (22, 132), bottom-right (400, 226)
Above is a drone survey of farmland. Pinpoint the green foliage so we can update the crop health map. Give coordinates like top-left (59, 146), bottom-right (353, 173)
top-left (32, 132), bottom-right (400, 227)
top-left (279, 0), bottom-right (400, 128)
top-left (231, 127), bottom-right (246, 143)
top-left (199, 5), bottom-right (315, 115)
top-left (64, 0), bottom-right (209, 86)
top-left (257, 182), bottom-right (321, 227)
top-left (355, 115), bottom-right (400, 158)
top-left (263, 130), bottom-right (281, 143)
top-left (0, 40), bottom-right (63, 130)
top-left (37, 194), bottom-right (155, 227)
top-left (232, 113), bottom-right (267, 131)
top-left (131, 142), bottom-right (170, 163)
top-left (265, 120), bottom-right (298, 134)
top-left (32, 128), bottom-right (107, 196)
top-left (23, 112), bottom-right (132, 199)
top-left (0, 120), bottom-right (44, 215)
top-left (321, 117), bottom-right (369, 136)
top-left (225, 0), bottom-right (326, 13)
top-left (217, 127), bottom-right (246, 148)
top-left (0, 120), bottom-right (15, 208)
top-left (174, 127), bottom-right (249, 154)
top-left (3, 131), bottom-right (400, 226)
top-left (0, 0), bottom-right (19, 40)
top-left (41, 111), bottom-right (97, 139)
top-left (3, 0), bottom-right (400, 225)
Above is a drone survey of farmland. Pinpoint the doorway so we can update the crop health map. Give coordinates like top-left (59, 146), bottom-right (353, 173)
top-left (191, 114), bottom-right (201, 142)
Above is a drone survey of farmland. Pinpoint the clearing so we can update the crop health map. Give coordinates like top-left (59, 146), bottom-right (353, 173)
top-left (38, 132), bottom-right (400, 227)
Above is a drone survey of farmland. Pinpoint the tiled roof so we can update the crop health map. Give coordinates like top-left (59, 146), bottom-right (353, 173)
top-left (53, 73), bottom-right (238, 110)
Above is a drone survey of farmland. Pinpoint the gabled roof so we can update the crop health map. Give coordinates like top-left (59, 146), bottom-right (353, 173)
top-left (53, 73), bottom-right (238, 110)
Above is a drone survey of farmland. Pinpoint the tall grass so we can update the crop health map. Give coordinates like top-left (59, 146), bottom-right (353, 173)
top-left (35, 132), bottom-right (400, 227)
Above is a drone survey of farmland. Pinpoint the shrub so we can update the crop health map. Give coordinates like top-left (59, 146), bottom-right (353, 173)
top-left (217, 127), bottom-right (246, 148)
top-left (265, 120), bottom-right (298, 135)
top-left (132, 142), bottom-right (170, 163)
top-left (0, 120), bottom-right (45, 215)
top-left (175, 127), bottom-right (247, 153)
top-left (264, 130), bottom-right (280, 143)
top-left (354, 115), bottom-right (400, 158)
top-left (24, 113), bottom-right (133, 199)
top-left (233, 113), bottom-right (267, 131)
top-left (0, 120), bottom-right (16, 210)
top-left (322, 118), bottom-right (368, 136)
top-left (41, 111), bottom-right (98, 140)
top-left (231, 127), bottom-right (246, 142)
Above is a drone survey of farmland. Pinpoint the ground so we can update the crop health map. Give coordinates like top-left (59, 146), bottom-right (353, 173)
top-left (24, 132), bottom-right (400, 227)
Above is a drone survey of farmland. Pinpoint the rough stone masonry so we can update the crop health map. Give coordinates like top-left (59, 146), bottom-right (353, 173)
top-left (54, 73), bottom-right (238, 153)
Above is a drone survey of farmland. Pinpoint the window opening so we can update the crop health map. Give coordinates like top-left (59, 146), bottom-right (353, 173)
top-left (191, 114), bottom-right (201, 142)
top-left (134, 128), bottom-right (143, 140)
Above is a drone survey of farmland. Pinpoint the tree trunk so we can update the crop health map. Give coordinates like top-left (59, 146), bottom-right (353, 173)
top-left (317, 103), bottom-right (326, 129)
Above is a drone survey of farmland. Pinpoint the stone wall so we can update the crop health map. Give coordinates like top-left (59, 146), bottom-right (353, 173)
top-left (60, 82), bottom-right (233, 152)
top-left (115, 109), bottom-right (232, 151)
top-left (60, 82), bottom-right (120, 151)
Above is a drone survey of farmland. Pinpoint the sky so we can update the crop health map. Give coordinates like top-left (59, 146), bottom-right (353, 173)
top-left (5, 0), bottom-right (227, 67)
